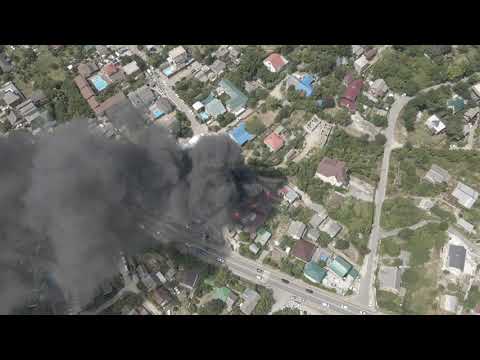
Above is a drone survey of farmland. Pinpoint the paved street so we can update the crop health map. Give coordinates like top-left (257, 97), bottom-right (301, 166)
top-left (150, 69), bottom-right (208, 136)
top-left (354, 95), bottom-right (412, 308)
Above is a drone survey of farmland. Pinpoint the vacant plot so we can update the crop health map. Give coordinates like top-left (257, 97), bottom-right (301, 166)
top-left (381, 197), bottom-right (427, 230)
top-left (380, 236), bottom-right (402, 257)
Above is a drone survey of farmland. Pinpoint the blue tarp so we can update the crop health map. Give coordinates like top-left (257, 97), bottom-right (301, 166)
top-left (229, 122), bottom-right (253, 146)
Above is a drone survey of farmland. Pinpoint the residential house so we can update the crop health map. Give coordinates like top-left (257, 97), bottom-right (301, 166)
top-left (278, 185), bottom-right (299, 205)
top-left (309, 209), bottom-right (328, 229)
top-left (249, 243), bottom-right (260, 255)
top-left (96, 92), bottom-right (129, 116)
top-left (15, 99), bottom-right (39, 124)
top-left (255, 228), bottom-right (272, 247)
top-left (214, 287), bottom-right (238, 311)
top-left (192, 101), bottom-right (204, 112)
top-left (354, 55), bottom-right (369, 74)
top-left (214, 46), bottom-right (229, 60)
top-left (364, 48), bottom-right (378, 61)
top-left (471, 83), bottom-right (480, 98)
top-left (178, 269), bottom-right (199, 291)
top-left (447, 96), bottom-right (465, 114)
top-left (210, 59), bottom-right (226, 76)
top-left (452, 182), bottom-right (479, 209)
top-left (152, 287), bottom-right (172, 307)
top-left (286, 74), bottom-right (314, 97)
top-left (319, 218), bottom-right (342, 238)
top-left (218, 79), bottom-right (248, 115)
top-left (155, 271), bottom-right (167, 284)
top-left (128, 85), bottom-right (156, 113)
top-left (0, 52), bottom-right (14, 73)
top-left (378, 266), bottom-right (402, 294)
top-left (352, 45), bottom-right (364, 58)
top-left (122, 61), bottom-right (140, 77)
top-left (305, 228), bottom-right (321, 243)
top-left (239, 288), bottom-right (261, 315)
top-left (77, 61), bottom-right (99, 78)
top-left (441, 294), bottom-right (458, 314)
top-left (6, 111), bottom-right (18, 126)
top-left (339, 79), bottom-right (363, 113)
top-left (287, 221), bottom-right (306, 240)
top-left (168, 46), bottom-right (188, 67)
top-left (418, 198), bottom-right (435, 211)
top-left (464, 107), bottom-right (479, 123)
top-left (149, 97), bottom-right (173, 119)
top-left (205, 98), bottom-right (226, 118)
top-left (424, 164), bottom-right (450, 184)
top-left (446, 243), bottom-right (466, 273)
top-left (457, 218), bottom-right (475, 234)
top-left (369, 79), bottom-right (389, 99)
top-left (102, 63), bottom-right (125, 83)
top-left (1, 81), bottom-right (25, 107)
top-left (228, 122), bottom-right (254, 146)
top-left (263, 53), bottom-right (289, 73)
top-left (425, 114), bottom-right (446, 135)
top-left (291, 239), bottom-right (316, 263)
top-left (303, 261), bottom-right (327, 284)
top-left (263, 132), bottom-right (284, 152)
top-left (315, 157), bottom-right (348, 187)
top-left (328, 256), bottom-right (353, 278)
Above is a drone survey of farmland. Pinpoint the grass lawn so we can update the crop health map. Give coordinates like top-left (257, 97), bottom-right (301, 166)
top-left (376, 290), bottom-right (403, 314)
top-left (36, 46), bottom-right (66, 82)
top-left (381, 197), bottom-right (427, 230)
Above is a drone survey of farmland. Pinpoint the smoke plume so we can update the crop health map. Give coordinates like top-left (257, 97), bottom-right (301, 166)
top-left (0, 118), bottom-right (280, 314)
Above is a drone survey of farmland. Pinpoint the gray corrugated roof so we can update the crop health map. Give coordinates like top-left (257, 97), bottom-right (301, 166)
top-left (448, 244), bottom-right (466, 271)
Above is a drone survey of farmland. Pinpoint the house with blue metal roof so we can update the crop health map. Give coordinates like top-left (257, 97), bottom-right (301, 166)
top-left (229, 122), bottom-right (254, 146)
top-left (286, 74), bottom-right (314, 97)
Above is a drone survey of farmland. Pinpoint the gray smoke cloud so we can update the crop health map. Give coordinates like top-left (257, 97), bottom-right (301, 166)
top-left (0, 118), bottom-right (280, 314)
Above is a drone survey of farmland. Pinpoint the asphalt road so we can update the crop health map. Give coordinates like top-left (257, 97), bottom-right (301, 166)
top-left (184, 242), bottom-right (379, 315)
top-left (355, 95), bottom-right (412, 308)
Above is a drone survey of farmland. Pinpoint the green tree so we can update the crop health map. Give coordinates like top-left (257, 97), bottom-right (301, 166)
top-left (245, 116), bottom-right (266, 135)
top-left (334, 239), bottom-right (350, 250)
top-left (198, 299), bottom-right (225, 315)
top-left (374, 133), bottom-right (387, 146)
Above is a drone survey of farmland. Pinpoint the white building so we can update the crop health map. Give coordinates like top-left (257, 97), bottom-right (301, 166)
top-left (354, 55), bottom-right (369, 74)
top-left (425, 114), bottom-right (446, 134)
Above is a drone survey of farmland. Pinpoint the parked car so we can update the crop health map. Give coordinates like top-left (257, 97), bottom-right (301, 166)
top-left (305, 289), bottom-right (313, 294)
top-left (281, 279), bottom-right (290, 284)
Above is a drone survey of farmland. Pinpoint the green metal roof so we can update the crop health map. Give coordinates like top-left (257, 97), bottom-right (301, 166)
top-left (447, 97), bottom-right (465, 113)
top-left (348, 268), bottom-right (359, 279)
top-left (329, 256), bottom-right (353, 278)
top-left (304, 262), bottom-right (327, 283)
top-left (219, 79), bottom-right (248, 112)
top-left (214, 287), bottom-right (231, 303)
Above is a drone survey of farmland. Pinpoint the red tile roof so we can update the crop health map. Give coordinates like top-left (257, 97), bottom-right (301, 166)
top-left (264, 53), bottom-right (288, 72)
top-left (74, 75), bottom-right (88, 89)
top-left (80, 85), bottom-right (94, 100)
top-left (102, 63), bottom-right (119, 77)
top-left (87, 97), bottom-right (100, 110)
top-left (317, 157), bottom-right (348, 184)
top-left (340, 79), bottom-right (363, 113)
top-left (263, 132), bottom-right (284, 152)
top-left (291, 239), bottom-right (316, 263)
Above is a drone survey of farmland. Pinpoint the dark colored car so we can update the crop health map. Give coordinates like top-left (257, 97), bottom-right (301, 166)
top-left (281, 279), bottom-right (290, 284)
top-left (305, 289), bottom-right (314, 294)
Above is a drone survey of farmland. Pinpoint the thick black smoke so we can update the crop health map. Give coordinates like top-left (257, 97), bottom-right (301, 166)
top-left (0, 119), bottom-right (280, 314)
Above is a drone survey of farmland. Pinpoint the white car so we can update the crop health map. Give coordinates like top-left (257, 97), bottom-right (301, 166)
top-left (342, 305), bottom-right (348, 310)
top-left (322, 302), bottom-right (329, 307)
top-left (217, 257), bottom-right (225, 263)
top-left (256, 275), bottom-right (263, 281)
top-left (360, 311), bottom-right (367, 315)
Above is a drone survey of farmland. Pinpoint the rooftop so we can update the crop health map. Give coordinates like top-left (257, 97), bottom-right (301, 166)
top-left (263, 132), bottom-right (284, 152)
top-left (317, 157), bottom-right (348, 184)
top-left (452, 182), bottom-right (479, 209)
top-left (264, 53), bottom-right (288, 72)
top-left (378, 266), bottom-right (401, 293)
top-left (229, 122), bottom-right (254, 146)
top-left (328, 256), bottom-right (352, 278)
top-left (304, 261), bottom-right (327, 284)
top-left (448, 244), bottom-right (466, 271)
top-left (287, 221), bottom-right (306, 239)
top-left (291, 239), bottom-right (316, 263)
